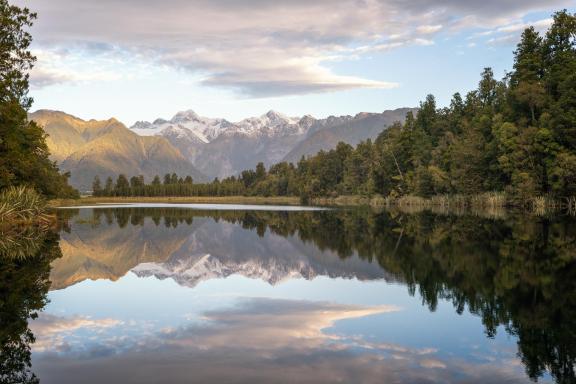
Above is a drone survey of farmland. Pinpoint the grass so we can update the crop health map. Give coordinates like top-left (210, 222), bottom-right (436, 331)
top-left (312, 192), bottom-right (575, 216)
top-left (0, 226), bottom-right (50, 260)
top-left (0, 186), bottom-right (52, 225)
top-left (0, 186), bottom-right (57, 259)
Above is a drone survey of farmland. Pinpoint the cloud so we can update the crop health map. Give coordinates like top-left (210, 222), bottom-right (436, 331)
top-left (29, 49), bottom-right (124, 89)
top-left (471, 17), bottom-right (555, 46)
top-left (417, 25), bottom-right (444, 34)
top-left (13, 0), bottom-right (571, 96)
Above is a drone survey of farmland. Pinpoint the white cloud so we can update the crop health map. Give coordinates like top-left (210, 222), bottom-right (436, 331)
top-left (472, 17), bottom-right (555, 46)
top-left (417, 25), bottom-right (443, 34)
top-left (29, 49), bottom-right (125, 89)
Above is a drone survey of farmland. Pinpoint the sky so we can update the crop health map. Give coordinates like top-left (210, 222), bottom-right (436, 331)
top-left (13, 0), bottom-right (576, 126)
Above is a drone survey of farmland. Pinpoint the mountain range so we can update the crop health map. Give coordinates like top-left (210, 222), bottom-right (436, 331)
top-left (131, 108), bottom-right (414, 179)
top-left (30, 107), bottom-right (414, 191)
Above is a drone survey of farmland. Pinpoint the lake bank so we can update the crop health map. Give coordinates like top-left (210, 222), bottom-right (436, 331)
top-left (48, 195), bottom-right (302, 208)
top-left (49, 194), bottom-right (576, 215)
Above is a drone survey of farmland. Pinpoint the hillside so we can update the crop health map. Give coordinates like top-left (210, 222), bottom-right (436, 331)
top-left (283, 108), bottom-right (415, 163)
top-left (30, 110), bottom-right (206, 191)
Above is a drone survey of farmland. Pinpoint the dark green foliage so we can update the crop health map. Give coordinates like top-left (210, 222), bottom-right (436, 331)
top-left (0, 228), bottom-right (62, 383)
top-left (0, 1), bottom-right (78, 198)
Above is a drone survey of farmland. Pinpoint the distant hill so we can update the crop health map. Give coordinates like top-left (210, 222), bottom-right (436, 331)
top-left (283, 108), bottom-right (416, 163)
top-left (30, 110), bottom-right (206, 191)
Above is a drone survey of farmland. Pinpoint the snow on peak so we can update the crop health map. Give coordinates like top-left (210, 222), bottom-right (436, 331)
top-left (130, 110), bottom-right (234, 143)
top-left (130, 109), bottom-right (315, 142)
top-left (171, 109), bottom-right (200, 123)
top-left (131, 121), bottom-right (154, 130)
top-left (131, 253), bottom-right (312, 288)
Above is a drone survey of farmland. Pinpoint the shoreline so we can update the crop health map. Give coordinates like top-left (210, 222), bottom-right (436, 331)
top-left (48, 194), bottom-right (576, 217)
top-left (48, 195), bottom-right (302, 208)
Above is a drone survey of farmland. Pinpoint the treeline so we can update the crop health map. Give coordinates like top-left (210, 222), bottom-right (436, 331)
top-left (97, 10), bottom-right (576, 204)
top-left (91, 173), bottom-right (246, 197)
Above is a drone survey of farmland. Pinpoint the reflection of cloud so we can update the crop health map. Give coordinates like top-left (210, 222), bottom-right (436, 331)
top-left (32, 298), bottom-right (530, 383)
top-left (14, 0), bottom-right (570, 96)
top-left (29, 314), bottom-right (121, 352)
top-left (166, 298), bottom-right (399, 350)
top-left (420, 358), bottom-right (447, 369)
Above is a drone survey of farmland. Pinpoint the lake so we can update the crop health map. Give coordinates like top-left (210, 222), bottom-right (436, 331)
top-left (2, 204), bottom-right (575, 383)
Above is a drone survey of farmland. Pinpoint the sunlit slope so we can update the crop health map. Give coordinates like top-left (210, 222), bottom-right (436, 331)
top-left (30, 110), bottom-right (206, 191)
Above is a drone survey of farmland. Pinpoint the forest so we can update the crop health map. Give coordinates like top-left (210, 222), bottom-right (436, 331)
top-left (97, 10), bottom-right (576, 207)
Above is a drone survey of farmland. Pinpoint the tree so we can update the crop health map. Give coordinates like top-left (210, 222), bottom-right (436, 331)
top-left (542, 10), bottom-right (576, 148)
top-left (115, 174), bottom-right (129, 194)
top-left (92, 176), bottom-right (102, 196)
top-left (513, 81), bottom-right (546, 124)
top-left (130, 175), bottom-right (144, 188)
top-left (0, 1), bottom-right (78, 198)
top-left (255, 162), bottom-right (266, 181)
top-left (104, 177), bottom-right (113, 195)
top-left (152, 175), bottom-right (161, 186)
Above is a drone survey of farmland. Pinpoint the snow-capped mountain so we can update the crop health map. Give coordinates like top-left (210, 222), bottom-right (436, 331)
top-left (129, 108), bottom-right (416, 179)
top-left (131, 109), bottom-right (234, 143)
top-left (232, 110), bottom-right (307, 137)
top-left (131, 109), bottom-right (307, 142)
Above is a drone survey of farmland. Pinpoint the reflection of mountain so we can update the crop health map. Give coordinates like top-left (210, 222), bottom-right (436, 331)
top-left (51, 209), bottom-right (388, 290)
top-left (131, 219), bottom-right (389, 288)
top-left (51, 210), bottom-right (195, 290)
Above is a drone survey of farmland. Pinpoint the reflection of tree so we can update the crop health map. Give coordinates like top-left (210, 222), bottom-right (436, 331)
top-left (65, 207), bottom-right (575, 383)
top-left (291, 211), bottom-right (576, 383)
top-left (0, 228), bottom-right (61, 384)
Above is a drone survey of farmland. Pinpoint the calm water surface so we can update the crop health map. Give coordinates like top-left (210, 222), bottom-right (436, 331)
top-left (2, 204), bottom-right (575, 383)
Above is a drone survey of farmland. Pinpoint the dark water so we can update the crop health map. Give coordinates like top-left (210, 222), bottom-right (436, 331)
top-left (1, 204), bottom-right (575, 383)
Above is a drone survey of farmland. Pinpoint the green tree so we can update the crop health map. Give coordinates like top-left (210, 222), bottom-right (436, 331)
top-left (255, 162), bottom-right (266, 182)
top-left (92, 176), bottom-right (102, 196)
top-left (104, 176), bottom-right (113, 196)
top-left (542, 10), bottom-right (576, 149)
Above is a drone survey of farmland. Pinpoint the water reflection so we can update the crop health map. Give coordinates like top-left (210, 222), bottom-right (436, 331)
top-left (0, 226), bottom-right (62, 384)
top-left (3, 206), bottom-right (576, 383)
